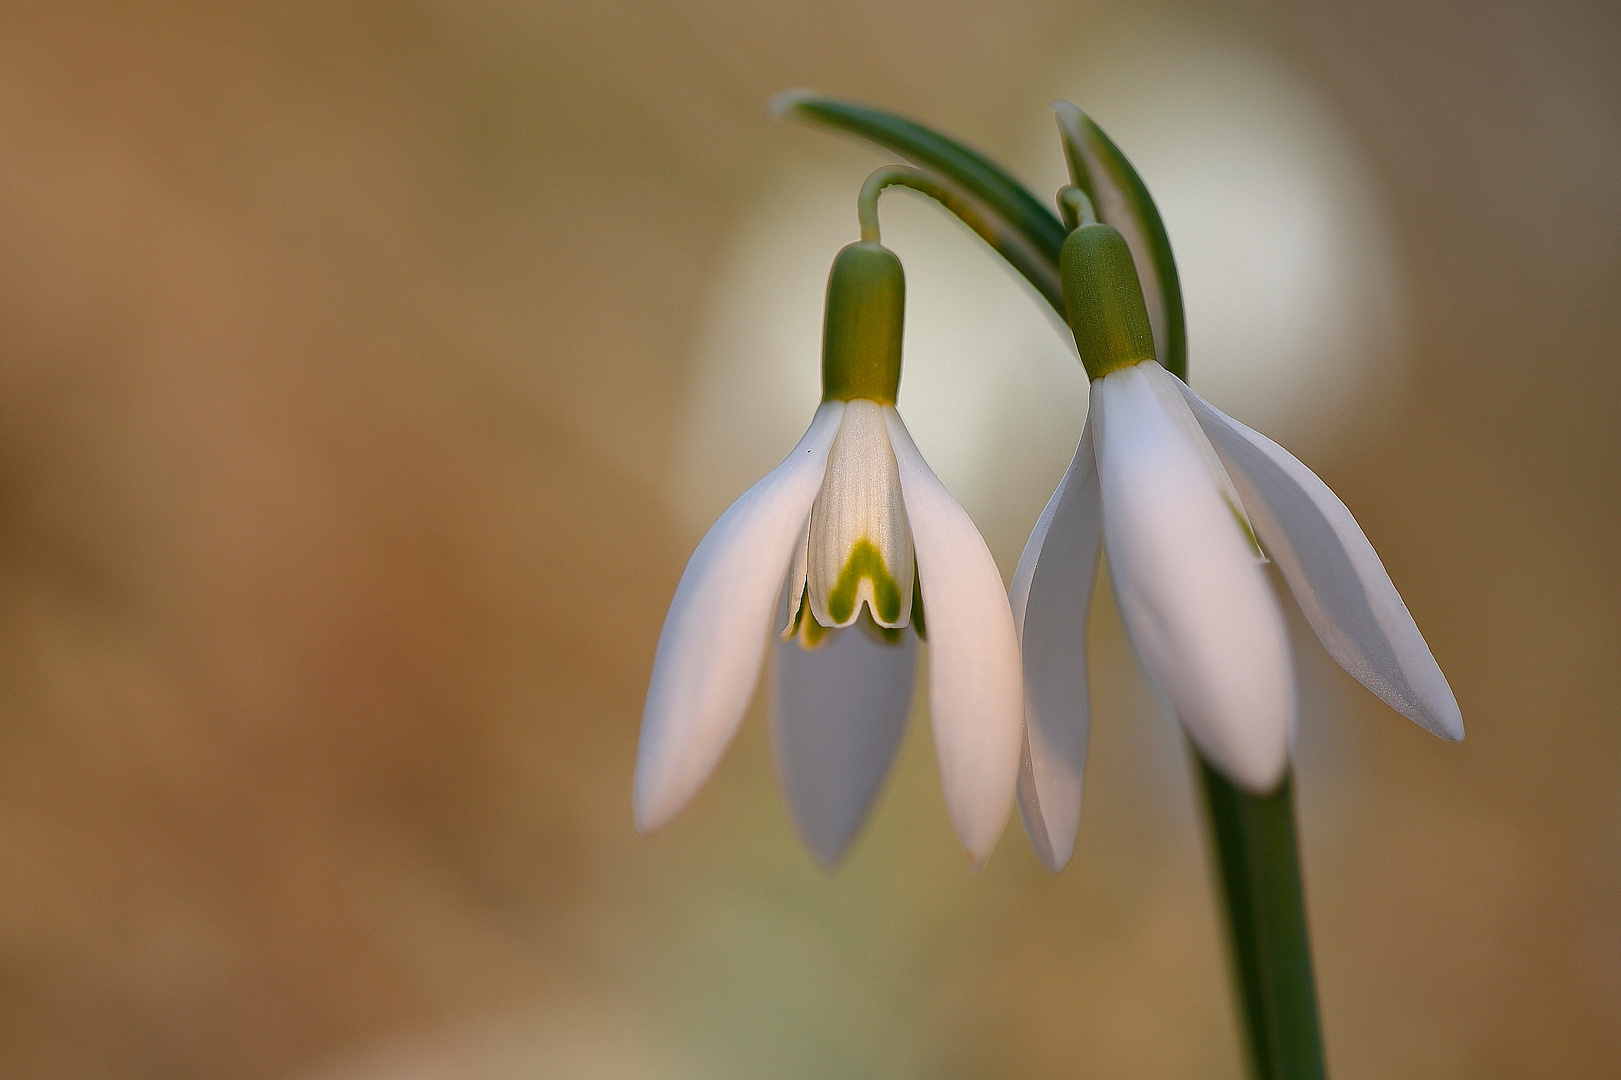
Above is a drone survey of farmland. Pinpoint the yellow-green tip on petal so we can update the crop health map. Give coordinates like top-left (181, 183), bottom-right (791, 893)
top-left (825, 537), bottom-right (905, 625)
top-left (822, 242), bottom-right (904, 404)
top-left (1061, 223), bottom-right (1156, 381)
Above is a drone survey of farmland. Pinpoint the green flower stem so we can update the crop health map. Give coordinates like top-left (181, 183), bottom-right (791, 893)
top-left (781, 90), bottom-right (1328, 1080)
top-left (1197, 760), bottom-right (1328, 1080)
top-left (1057, 184), bottom-right (1099, 230)
top-left (774, 91), bottom-right (1066, 311)
top-left (857, 165), bottom-right (1005, 253)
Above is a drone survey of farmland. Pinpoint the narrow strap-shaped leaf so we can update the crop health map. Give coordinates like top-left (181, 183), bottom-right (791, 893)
top-left (1053, 101), bottom-right (1188, 381)
top-left (774, 90), bottom-right (1067, 313)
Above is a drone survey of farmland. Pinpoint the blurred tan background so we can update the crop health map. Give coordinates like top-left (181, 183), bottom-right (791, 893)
top-left (0, 0), bottom-right (1615, 1077)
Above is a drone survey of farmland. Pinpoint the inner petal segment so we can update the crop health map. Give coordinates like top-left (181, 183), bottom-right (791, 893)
top-left (806, 399), bottom-right (916, 629)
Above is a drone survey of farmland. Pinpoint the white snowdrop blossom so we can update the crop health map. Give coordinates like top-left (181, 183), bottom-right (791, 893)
top-left (1014, 218), bottom-right (1463, 871)
top-left (636, 241), bottom-right (1023, 868)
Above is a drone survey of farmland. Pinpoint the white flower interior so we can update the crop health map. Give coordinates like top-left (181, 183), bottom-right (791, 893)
top-left (800, 399), bottom-right (916, 633)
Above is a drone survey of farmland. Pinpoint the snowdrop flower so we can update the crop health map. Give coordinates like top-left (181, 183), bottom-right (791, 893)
top-left (1014, 213), bottom-right (1464, 870)
top-left (637, 239), bottom-right (1023, 868)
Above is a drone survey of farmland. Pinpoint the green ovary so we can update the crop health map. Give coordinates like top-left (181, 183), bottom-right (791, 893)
top-left (826, 537), bottom-right (904, 625)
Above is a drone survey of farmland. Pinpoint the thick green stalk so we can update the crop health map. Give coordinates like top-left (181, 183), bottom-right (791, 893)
top-left (1197, 760), bottom-right (1328, 1080)
top-left (779, 91), bottom-right (1327, 1080)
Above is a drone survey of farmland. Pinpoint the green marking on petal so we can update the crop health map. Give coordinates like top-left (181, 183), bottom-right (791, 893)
top-left (1223, 492), bottom-right (1267, 562)
top-left (785, 582), bottom-right (832, 649)
top-left (799, 614), bottom-right (831, 649)
top-left (791, 584), bottom-right (910, 649)
top-left (910, 570), bottom-right (926, 642)
top-left (826, 537), bottom-right (904, 625)
top-left (787, 580), bottom-right (836, 648)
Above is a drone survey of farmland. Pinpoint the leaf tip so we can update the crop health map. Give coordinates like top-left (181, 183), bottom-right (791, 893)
top-left (769, 88), bottom-right (817, 119)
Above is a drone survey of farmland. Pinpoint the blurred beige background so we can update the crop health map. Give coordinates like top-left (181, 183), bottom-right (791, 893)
top-left (0, 0), bottom-right (1615, 1077)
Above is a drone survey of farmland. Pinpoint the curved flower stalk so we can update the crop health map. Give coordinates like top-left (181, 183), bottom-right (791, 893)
top-left (636, 210), bottom-right (1023, 868)
top-left (1013, 203), bottom-right (1464, 871)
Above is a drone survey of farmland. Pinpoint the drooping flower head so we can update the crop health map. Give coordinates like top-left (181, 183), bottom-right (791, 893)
top-left (637, 223), bottom-right (1023, 868)
top-left (1014, 196), bottom-right (1463, 870)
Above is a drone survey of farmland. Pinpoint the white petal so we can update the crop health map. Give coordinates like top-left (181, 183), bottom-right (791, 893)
top-left (1177, 381), bottom-right (1463, 741)
top-left (807, 399), bottom-right (915, 629)
top-left (772, 620), bottom-right (917, 869)
top-left (1092, 363), bottom-right (1294, 793)
top-left (1137, 360), bottom-right (1260, 549)
top-left (635, 402), bottom-right (846, 833)
top-left (884, 408), bottom-right (1023, 866)
top-left (1009, 423), bottom-right (1102, 871)
top-left (781, 520), bottom-right (810, 638)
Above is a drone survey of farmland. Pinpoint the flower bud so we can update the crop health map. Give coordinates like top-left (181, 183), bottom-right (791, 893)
top-left (1061, 223), bottom-right (1156, 381)
top-left (821, 241), bottom-right (904, 404)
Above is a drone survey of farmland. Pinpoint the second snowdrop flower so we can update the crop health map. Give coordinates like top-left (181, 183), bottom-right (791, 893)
top-left (1014, 201), bottom-right (1463, 870)
top-left (637, 215), bottom-right (1024, 868)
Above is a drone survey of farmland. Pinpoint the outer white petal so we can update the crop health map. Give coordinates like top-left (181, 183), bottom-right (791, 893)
top-left (884, 408), bottom-right (1023, 867)
top-left (1009, 422), bottom-right (1102, 872)
top-left (1092, 363), bottom-right (1294, 793)
top-left (635, 402), bottom-right (845, 832)
top-left (772, 621), bottom-right (917, 869)
top-left (1177, 381), bottom-right (1463, 741)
